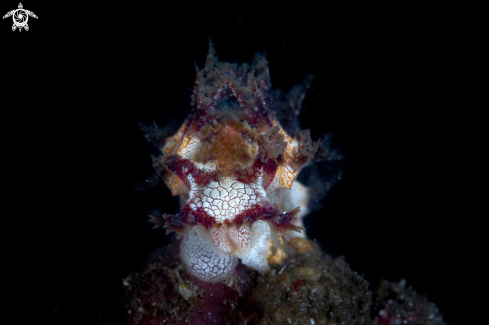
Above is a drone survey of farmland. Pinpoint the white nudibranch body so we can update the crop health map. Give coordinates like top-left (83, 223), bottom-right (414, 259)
top-left (145, 41), bottom-right (320, 283)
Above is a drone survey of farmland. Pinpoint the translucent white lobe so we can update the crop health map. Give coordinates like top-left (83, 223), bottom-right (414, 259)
top-left (179, 221), bottom-right (274, 283)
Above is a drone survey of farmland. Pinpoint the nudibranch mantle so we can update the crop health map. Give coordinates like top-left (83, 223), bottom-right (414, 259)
top-left (144, 41), bottom-right (319, 283)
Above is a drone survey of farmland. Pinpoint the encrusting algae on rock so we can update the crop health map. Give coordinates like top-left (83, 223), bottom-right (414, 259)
top-left (115, 41), bottom-right (446, 324)
top-left (121, 238), bottom-right (446, 325)
top-left (123, 238), bottom-right (372, 325)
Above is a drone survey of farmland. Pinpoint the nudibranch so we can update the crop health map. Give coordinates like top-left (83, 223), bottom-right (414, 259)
top-left (143, 41), bottom-right (319, 283)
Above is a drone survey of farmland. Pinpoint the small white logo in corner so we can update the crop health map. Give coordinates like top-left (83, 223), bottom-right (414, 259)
top-left (3, 3), bottom-right (38, 32)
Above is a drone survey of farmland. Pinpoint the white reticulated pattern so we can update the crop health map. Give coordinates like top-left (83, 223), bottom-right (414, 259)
top-left (187, 175), bottom-right (267, 223)
top-left (179, 222), bottom-right (273, 283)
top-left (180, 225), bottom-right (238, 283)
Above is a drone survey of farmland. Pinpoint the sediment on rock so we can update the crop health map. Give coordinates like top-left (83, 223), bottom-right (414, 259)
top-left (123, 238), bottom-right (374, 324)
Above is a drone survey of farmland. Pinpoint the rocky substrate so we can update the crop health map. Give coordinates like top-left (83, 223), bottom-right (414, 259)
top-left (118, 238), bottom-right (445, 325)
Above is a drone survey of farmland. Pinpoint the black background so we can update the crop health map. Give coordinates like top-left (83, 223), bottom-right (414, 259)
top-left (1, 3), bottom-right (484, 324)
